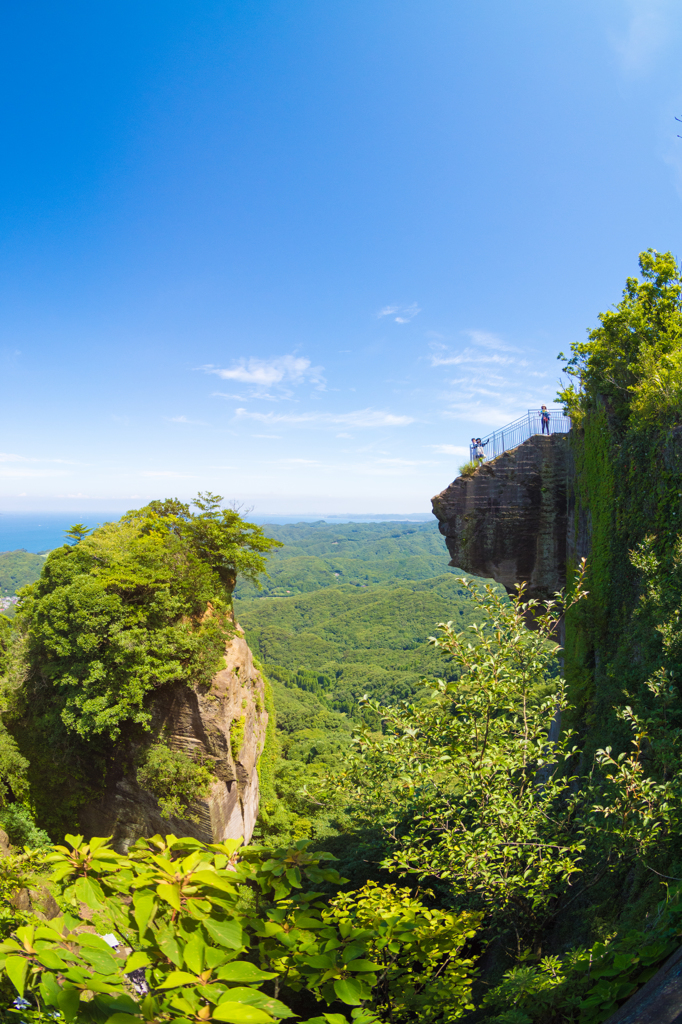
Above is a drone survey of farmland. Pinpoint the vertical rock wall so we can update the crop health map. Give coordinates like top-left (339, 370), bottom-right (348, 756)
top-left (79, 629), bottom-right (269, 852)
top-left (431, 433), bottom-right (571, 599)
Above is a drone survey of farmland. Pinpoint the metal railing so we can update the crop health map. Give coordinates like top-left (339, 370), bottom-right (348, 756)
top-left (469, 408), bottom-right (571, 463)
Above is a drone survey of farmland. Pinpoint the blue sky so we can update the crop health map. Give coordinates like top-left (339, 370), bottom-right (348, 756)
top-left (2, 0), bottom-right (682, 513)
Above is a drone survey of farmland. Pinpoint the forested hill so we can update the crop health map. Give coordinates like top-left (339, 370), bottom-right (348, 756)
top-left (233, 520), bottom-right (479, 713)
top-left (233, 519), bottom-right (454, 598)
top-left (233, 519), bottom-right (490, 848)
top-left (0, 549), bottom-right (48, 597)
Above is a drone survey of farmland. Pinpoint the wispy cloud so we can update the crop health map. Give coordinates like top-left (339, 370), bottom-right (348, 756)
top-left (427, 444), bottom-right (470, 456)
top-left (167, 415), bottom-right (207, 426)
top-left (0, 467), bottom-right (71, 478)
top-left (203, 355), bottom-right (325, 393)
top-left (610, 0), bottom-right (675, 73)
top-left (0, 452), bottom-right (76, 464)
top-left (377, 302), bottom-right (421, 323)
top-left (430, 330), bottom-right (522, 369)
top-left (139, 470), bottom-right (197, 478)
top-left (234, 408), bottom-right (414, 428)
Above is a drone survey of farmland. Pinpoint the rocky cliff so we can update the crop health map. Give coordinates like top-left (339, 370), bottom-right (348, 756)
top-left (431, 433), bottom-right (571, 600)
top-left (80, 628), bottom-right (268, 852)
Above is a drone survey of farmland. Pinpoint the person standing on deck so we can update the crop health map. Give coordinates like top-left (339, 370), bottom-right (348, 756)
top-left (540, 405), bottom-right (550, 435)
top-left (474, 437), bottom-right (488, 464)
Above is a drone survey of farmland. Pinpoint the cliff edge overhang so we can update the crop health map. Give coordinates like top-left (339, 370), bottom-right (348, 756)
top-left (431, 433), bottom-right (571, 600)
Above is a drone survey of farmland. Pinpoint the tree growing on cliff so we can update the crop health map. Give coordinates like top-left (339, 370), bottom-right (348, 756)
top-left (6, 494), bottom-right (281, 743)
top-left (558, 248), bottom-right (682, 424)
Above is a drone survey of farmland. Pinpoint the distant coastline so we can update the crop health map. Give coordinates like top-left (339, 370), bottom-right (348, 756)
top-left (0, 510), bottom-right (433, 553)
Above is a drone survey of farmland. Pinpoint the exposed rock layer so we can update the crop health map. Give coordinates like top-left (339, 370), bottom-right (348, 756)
top-left (79, 630), bottom-right (268, 852)
top-left (431, 434), bottom-right (571, 600)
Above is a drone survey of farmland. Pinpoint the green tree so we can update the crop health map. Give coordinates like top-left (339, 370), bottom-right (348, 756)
top-left (341, 570), bottom-right (589, 939)
top-left (558, 249), bottom-right (682, 423)
top-left (64, 525), bottom-right (92, 545)
top-left (11, 495), bottom-right (281, 742)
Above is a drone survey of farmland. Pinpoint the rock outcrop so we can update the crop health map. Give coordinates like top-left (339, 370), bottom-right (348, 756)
top-left (432, 433), bottom-right (571, 600)
top-left (79, 629), bottom-right (268, 852)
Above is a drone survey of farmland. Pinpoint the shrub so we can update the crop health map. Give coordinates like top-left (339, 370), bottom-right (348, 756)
top-left (458, 459), bottom-right (478, 477)
top-left (230, 714), bottom-right (246, 760)
top-left (136, 742), bottom-right (214, 821)
top-left (0, 833), bottom-right (480, 1023)
top-left (0, 805), bottom-right (51, 849)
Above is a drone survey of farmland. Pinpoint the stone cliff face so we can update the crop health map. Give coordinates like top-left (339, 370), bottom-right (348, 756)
top-left (80, 628), bottom-right (268, 852)
top-left (431, 434), bottom-right (571, 600)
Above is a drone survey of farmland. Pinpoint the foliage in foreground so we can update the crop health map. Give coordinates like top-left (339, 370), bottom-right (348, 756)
top-left (325, 559), bottom-right (682, 1021)
top-left (0, 833), bottom-right (480, 1024)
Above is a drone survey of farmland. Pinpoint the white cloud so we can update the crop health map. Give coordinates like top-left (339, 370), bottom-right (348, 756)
top-left (610, 0), bottom-right (675, 73)
top-left (234, 407), bottom-right (414, 428)
top-left (377, 302), bottom-right (421, 323)
top-left (139, 470), bottom-right (197, 478)
top-left (203, 355), bottom-right (325, 391)
top-left (0, 453), bottom-right (30, 463)
top-left (432, 351), bottom-right (519, 368)
top-left (461, 329), bottom-right (520, 352)
top-left (427, 444), bottom-right (470, 455)
top-left (0, 468), bottom-right (70, 478)
top-left (0, 452), bottom-right (76, 465)
top-left (168, 415), bottom-right (207, 425)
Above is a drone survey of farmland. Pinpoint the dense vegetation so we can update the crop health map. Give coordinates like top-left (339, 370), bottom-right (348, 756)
top-left (233, 520), bottom-right (457, 599)
top-left (0, 551), bottom-right (47, 602)
top-left (233, 522), bottom-right (488, 850)
top-left (0, 494), bottom-right (278, 835)
top-left (5, 253), bottom-right (682, 1021)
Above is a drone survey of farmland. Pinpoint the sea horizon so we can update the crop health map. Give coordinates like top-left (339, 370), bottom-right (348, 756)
top-left (0, 510), bottom-right (435, 553)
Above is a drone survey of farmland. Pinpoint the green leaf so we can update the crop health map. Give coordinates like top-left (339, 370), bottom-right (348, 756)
top-left (79, 947), bottom-right (119, 975)
top-left (205, 918), bottom-right (244, 950)
top-left (333, 978), bottom-right (363, 1005)
top-left (303, 954), bottom-right (334, 969)
top-left (57, 982), bottom-right (82, 1022)
top-left (344, 959), bottom-right (379, 972)
top-left (217, 962), bottom-right (278, 983)
top-left (192, 871), bottom-right (237, 894)
top-left (39, 971), bottom-right (62, 1007)
top-left (157, 882), bottom-right (182, 910)
top-left (212, 1004), bottom-right (274, 1023)
top-left (74, 875), bottom-right (105, 910)
top-left (285, 867), bottom-right (301, 888)
top-left (158, 929), bottom-right (183, 967)
top-left (5, 955), bottom-right (28, 996)
top-left (157, 970), bottom-right (198, 989)
top-left (183, 931), bottom-right (205, 974)
top-left (341, 944), bottom-right (366, 964)
top-left (37, 949), bottom-right (69, 970)
top-left (125, 951), bottom-right (152, 973)
top-left (133, 894), bottom-right (156, 936)
top-left (105, 1016), bottom-right (142, 1024)
top-left (218, 989), bottom-right (296, 1018)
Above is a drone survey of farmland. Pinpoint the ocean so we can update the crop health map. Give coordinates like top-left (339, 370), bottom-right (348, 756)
top-left (0, 511), bottom-right (433, 553)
